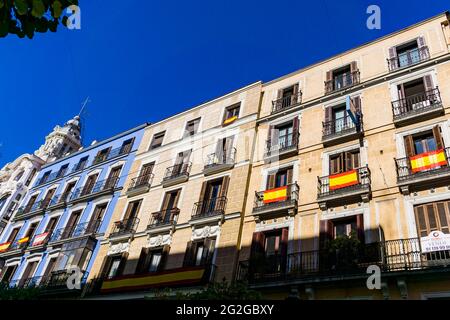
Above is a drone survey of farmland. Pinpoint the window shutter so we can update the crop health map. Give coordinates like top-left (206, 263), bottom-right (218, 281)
top-left (292, 83), bottom-right (300, 104)
top-left (344, 152), bottom-right (353, 171)
top-left (267, 125), bottom-right (273, 149)
top-left (292, 117), bottom-right (299, 145)
top-left (219, 176), bottom-right (230, 199)
top-left (356, 214), bottom-right (365, 243)
top-left (136, 248), bottom-right (150, 274)
top-left (324, 106), bottom-right (332, 124)
top-left (280, 228), bottom-right (289, 272)
top-left (351, 96), bottom-right (362, 114)
top-left (116, 252), bottom-right (128, 276)
top-left (414, 205), bottom-right (428, 237)
top-left (198, 181), bottom-right (208, 202)
top-left (183, 241), bottom-right (195, 267)
top-left (286, 168), bottom-right (293, 185)
top-left (388, 47), bottom-right (398, 60)
top-left (350, 61), bottom-right (358, 73)
top-left (250, 232), bottom-right (265, 262)
top-left (436, 202), bottom-right (450, 234)
top-left (276, 89), bottom-right (283, 100)
top-left (432, 125), bottom-right (444, 150)
top-left (423, 75), bottom-right (434, 93)
top-left (404, 135), bottom-right (415, 157)
top-left (161, 193), bottom-right (171, 211)
top-left (319, 220), bottom-right (333, 249)
top-left (159, 245), bottom-right (170, 271)
top-left (417, 36), bottom-right (426, 48)
top-left (267, 173), bottom-right (276, 190)
top-left (325, 71), bottom-right (333, 81)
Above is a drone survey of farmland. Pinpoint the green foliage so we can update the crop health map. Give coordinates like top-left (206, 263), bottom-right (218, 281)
top-left (0, 282), bottom-right (43, 300)
top-left (326, 231), bottom-right (362, 272)
top-left (145, 280), bottom-right (262, 300)
top-left (0, 0), bottom-right (78, 39)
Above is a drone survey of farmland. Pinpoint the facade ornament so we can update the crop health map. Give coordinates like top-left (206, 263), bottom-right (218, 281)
top-left (149, 234), bottom-right (172, 248)
top-left (107, 242), bottom-right (130, 256)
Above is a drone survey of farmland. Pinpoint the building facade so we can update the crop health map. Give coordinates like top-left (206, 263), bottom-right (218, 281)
top-left (0, 123), bottom-right (146, 296)
top-left (0, 116), bottom-right (83, 237)
top-left (84, 82), bottom-right (262, 299)
top-left (236, 12), bottom-right (450, 300)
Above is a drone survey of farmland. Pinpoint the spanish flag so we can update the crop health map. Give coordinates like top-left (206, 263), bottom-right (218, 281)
top-left (18, 237), bottom-right (29, 244)
top-left (410, 149), bottom-right (447, 173)
top-left (223, 115), bottom-right (237, 126)
top-left (0, 242), bottom-right (11, 252)
top-left (263, 186), bottom-right (288, 204)
top-left (329, 170), bottom-right (359, 191)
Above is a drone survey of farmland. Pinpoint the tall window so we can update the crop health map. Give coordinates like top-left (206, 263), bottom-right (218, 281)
top-left (266, 167), bottom-right (293, 190)
top-left (183, 238), bottom-right (216, 267)
top-left (120, 138), bottom-right (134, 154)
top-left (223, 104), bottom-right (240, 124)
top-left (404, 126), bottom-right (444, 158)
top-left (75, 156), bottom-right (89, 171)
top-left (149, 132), bottom-right (165, 150)
top-left (329, 150), bottom-right (360, 175)
top-left (415, 201), bottom-right (450, 237)
top-left (56, 164), bottom-right (69, 178)
top-left (183, 118), bottom-right (200, 138)
top-left (25, 168), bottom-right (37, 186)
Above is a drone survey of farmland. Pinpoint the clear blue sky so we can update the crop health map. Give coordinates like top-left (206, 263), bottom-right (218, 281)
top-left (0, 0), bottom-right (447, 167)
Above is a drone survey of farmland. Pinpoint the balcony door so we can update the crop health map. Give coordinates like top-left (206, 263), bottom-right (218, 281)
top-left (43, 188), bottom-right (56, 207)
top-left (87, 204), bottom-right (107, 233)
top-left (404, 126), bottom-right (444, 159)
top-left (6, 227), bottom-right (20, 243)
top-left (161, 190), bottom-right (180, 223)
top-left (136, 246), bottom-right (170, 274)
top-left (136, 163), bottom-right (154, 186)
top-left (61, 181), bottom-right (76, 202)
top-left (24, 194), bottom-right (38, 213)
top-left (24, 222), bottom-right (39, 241)
top-left (63, 210), bottom-right (82, 238)
top-left (18, 260), bottom-right (39, 286)
top-left (332, 105), bottom-right (347, 134)
top-left (216, 136), bottom-right (234, 164)
top-left (81, 174), bottom-right (99, 196)
top-left (183, 237), bottom-right (216, 267)
top-left (105, 165), bottom-right (122, 189)
top-left (198, 177), bottom-right (229, 215)
top-left (0, 265), bottom-right (17, 284)
top-left (267, 167), bottom-right (293, 190)
top-left (329, 150), bottom-right (360, 175)
top-left (45, 216), bottom-right (59, 235)
top-left (173, 150), bottom-right (191, 175)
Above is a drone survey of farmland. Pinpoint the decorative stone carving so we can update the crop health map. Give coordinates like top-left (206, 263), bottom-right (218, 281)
top-left (107, 242), bottom-right (130, 255)
top-left (192, 225), bottom-right (220, 240)
top-left (149, 234), bottom-right (172, 248)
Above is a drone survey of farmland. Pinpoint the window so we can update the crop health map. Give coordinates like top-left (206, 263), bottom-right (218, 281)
top-left (14, 171), bottom-right (24, 182)
top-left (123, 200), bottom-right (142, 221)
top-left (266, 167), bottom-right (293, 190)
top-left (63, 210), bottom-right (82, 238)
top-left (249, 229), bottom-right (289, 274)
top-left (135, 247), bottom-right (168, 274)
top-left (39, 171), bottom-right (51, 184)
top-left (267, 118), bottom-right (299, 153)
top-left (388, 37), bottom-right (428, 70)
top-left (325, 62), bottom-right (358, 93)
top-left (150, 132), bottom-right (165, 150)
top-left (7, 227), bottom-right (20, 243)
top-left (19, 261), bottom-right (39, 286)
top-left (81, 174), bottom-right (99, 196)
top-left (24, 194), bottom-right (38, 212)
top-left (105, 165), bottom-right (122, 188)
top-left (0, 265), bottom-right (18, 283)
top-left (75, 156), bottom-right (89, 171)
top-left (183, 118), bottom-right (200, 138)
top-left (57, 164), bottom-right (69, 178)
top-left (183, 238), bottom-right (216, 267)
top-left (414, 201), bottom-right (450, 237)
top-left (95, 148), bottom-right (111, 163)
top-left (329, 150), bottom-right (360, 175)
top-left (107, 257), bottom-right (122, 279)
top-left (404, 126), bottom-right (443, 157)
top-left (120, 138), bottom-right (134, 154)
top-left (333, 217), bottom-right (357, 239)
top-left (25, 168), bottom-right (37, 186)
top-left (223, 104), bottom-right (240, 124)
top-left (136, 163), bottom-right (154, 186)
top-left (61, 181), bottom-right (76, 202)
top-left (45, 216), bottom-right (59, 234)
top-left (87, 204), bottom-right (107, 232)
top-left (274, 84), bottom-right (300, 111)
top-left (24, 222), bottom-right (39, 239)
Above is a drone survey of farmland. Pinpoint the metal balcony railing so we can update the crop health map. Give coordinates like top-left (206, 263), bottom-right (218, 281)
top-left (204, 148), bottom-right (236, 170)
top-left (237, 237), bottom-right (450, 284)
top-left (93, 145), bottom-right (132, 166)
top-left (10, 270), bottom-right (90, 290)
top-left (49, 220), bottom-right (102, 242)
top-left (128, 173), bottom-right (154, 192)
top-left (71, 161), bottom-right (88, 173)
top-left (265, 132), bottom-right (299, 158)
top-left (163, 162), bottom-right (192, 181)
top-left (325, 70), bottom-right (360, 94)
top-left (317, 166), bottom-right (371, 198)
top-left (271, 92), bottom-right (302, 114)
top-left (191, 196), bottom-right (227, 220)
top-left (148, 208), bottom-right (179, 228)
top-left (48, 192), bottom-right (72, 207)
top-left (322, 113), bottom-right (363, 139)
top-left (395, 147), bottom-right (450, 183)
top-left (253, 183), bottom-right (299, 213)
top-left (16, 198), bottom-right (52, 217)
top-left (69, 177), bottom-right (119, 202)
top-left (391, 88), bottom-right (442, 121)
top-left (0, 238), bottom-right (28, 253)
top-left (387, 46), bottom-right (430, 71)
top-left (110, 217), bottom-right (140, 237)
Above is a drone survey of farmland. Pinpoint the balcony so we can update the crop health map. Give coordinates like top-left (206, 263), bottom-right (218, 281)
top-left (35, 172), bottom-right (59, 186)
top-left (15, 198), bottom-right (52, 220)
top-left (236, 237), bottom-right (450, 287)
top-left (392, 88), bottom-right (443, 126)
top-left (69, 177), bottom-right (119, 203)
top-left (203, 148), bottom-right (236, 176)
top-left (147, 208), bottom-right (179, 233)
top-left (161, 162), bottom-right (192, 187)
top-left (325, 70), bottom-right (360, 94)
top-left (322, 114), bottom-right (363, 146)
top-left (387, 46), bottom-right (430, 72)
top-left (264, 133), bottom-right (299, 162)
top-left (395, 147), bottom-right (450, 195)
top-left (47, 192), bottom-right (71, 210)
top-left (271, 92), bottom-right (302, 114)
top-left (27, 231), bottom-right (52, 249)
top-left (49, 220), bottom-right (102, 244)
top-left (191, 196), bottom-right (227, 224)
top-left (0, 238), bottom-right (29, 257)
top-left (92, 145), bottom-right (132, 166)
top-left (109, 217), bottom-right (140, 239)
top-left (252, 183), bottom-right (299, 220)
top-left (127, 173), bottom-right (154, 197)
top-left (317, 166), bottom-right (371, 210)
top-left (71, 161), bottom-right (88, 174)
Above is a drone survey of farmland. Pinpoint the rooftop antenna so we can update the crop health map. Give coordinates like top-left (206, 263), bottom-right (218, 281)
top-left (78, 96), bottom-right (91, 117)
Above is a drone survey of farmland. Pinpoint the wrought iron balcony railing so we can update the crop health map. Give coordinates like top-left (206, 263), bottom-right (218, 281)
top-left (0, 238), bottom-right (29, 254)
top-left (93, 145), bottom-right (132, 166)
top-left (69, 177), bottom-right (119, 202)
top-left (110, 217), bottom-right (140, 237)
top-left (271, 92), bottom-right (302, 114)
top-left (148, 208), bottom-right (179, 228)
top-left (322, 113), bottom-right (363, 140)
top-left (265, 132), bottom-right (299, 158)
top-left (9, 270), bottom-right (89, 290)
top-left (204, 148), bottom-right (236, 170)
top-left (391, 88), bottom-right (442, 122)
top-left (128, 173), bottom-right (154, 192)
top-left (48, 192), bottom-right (72, 208)
top-left (163, 162), bottom-right (192, 181)
top-left (395, 147), bottom-right (450, 183)
top-left (387, 46), bottom-right (430, 72)
top-left (237, 237), bottom-right (450, 284)
top-left (253, 183), bottom-right (299, 214)
top-left (49, 220), bottom-right (102, 243)
top-left (325, 70), bottom-right (360, 94)
top-left (317, 166), bottom-right (371, 199)
top-left (71, 161), bottom-right (88, 173)
top-left (16, 198), bottom-right (52, 217)
top-left (191, 196), bottom-right (227, 220)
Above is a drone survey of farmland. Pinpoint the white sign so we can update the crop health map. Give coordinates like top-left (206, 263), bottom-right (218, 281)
top-left (420, 231), bottom-right (450, 253)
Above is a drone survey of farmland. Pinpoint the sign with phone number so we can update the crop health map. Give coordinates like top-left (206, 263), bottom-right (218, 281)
top-left (420, 231), bottom-right (450, 253)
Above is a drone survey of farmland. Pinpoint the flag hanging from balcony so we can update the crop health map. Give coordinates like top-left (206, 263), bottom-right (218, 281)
top-left (32, 232), bottom-right (49, 246)
top-left (329, 170), bottom-right (359, 190)
top-left (410, 149), bottom-right (447, 173)
top-left (0, 242), bottom-right (11, 252)
top-left (223, 115), bottom-right (238, 126)
top-left (263, 186), bottom-right (288, 204)
top-left (18, 237), bottom-right (29, 244)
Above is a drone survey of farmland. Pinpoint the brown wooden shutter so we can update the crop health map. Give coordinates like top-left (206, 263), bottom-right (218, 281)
top-left (324, 106), bottom-right (332, 124)
top-left (198, 181), bottom-right (208, 202)
top-left (350, 61), bottom-right (358, 73)
top-left (292, 117), bottom-right (299, 145)
top-left (250, 232), bottom-right (265, 261)
top-left (319, 220), bottom-right (333, 249)
top-left (414, 205), bottom-right (428, 237)
top-left (423, 75), bottom-right (434, 92)
top-left (280, 228), bottom-right (289, 272)
top-left (267, 173), bottom-right (276, 190)
top-left (388, 46), bottom-right (398, 69)
top-left (356, 214), bottom-right (365, 243)
top-left (116, 252), bottom-right (128, 276)
top-left (351, 96), bottom-right (362, 114)
top-left (292, 83), bottom-right (300, 104)
top-left (276, 89), bottom-right (283, 100)
top-left (404, 135), bottom-right (415, 157)
top-left (432, 126), bottom-right (444, 150)
top-left (159, 245), bottom-right (170, 271)
top-left (437, 202), bottom-right (450, 234)
top-left (325, 71), bottom-right (333, 82)
top-left (286, 167), bottom-right (293, 185)
top-left (219, 176), bottom-right (230, 198)
top-left (135, 248), bottom-right (150, 274)
top-left (183, 241), bottom-right (195, 267)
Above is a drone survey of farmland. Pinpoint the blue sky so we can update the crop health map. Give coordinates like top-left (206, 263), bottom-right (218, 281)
top-left (0, 0), bottom-right (448, 167)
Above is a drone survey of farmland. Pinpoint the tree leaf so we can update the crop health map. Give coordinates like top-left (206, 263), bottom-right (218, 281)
top-left (31, 0), bottom-right (45, 18)
top-left (15, 0), bottom-right (29, 16)
top-left (52, 0), bottom-right (62, 18)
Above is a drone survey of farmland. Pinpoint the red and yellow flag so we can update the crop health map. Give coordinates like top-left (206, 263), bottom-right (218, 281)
top-left (263, 186), bottom-right (288, 204)
top-left (410, 149), bottom-right (447, 173)
top-left (18, 237), bottom-right (29, 244)
top-left (223, 115), bottom-right (237, 126)
top-left (329, 170), bottom-right (359, 190)
top-left (0, 242), bottom-right (11, 252)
